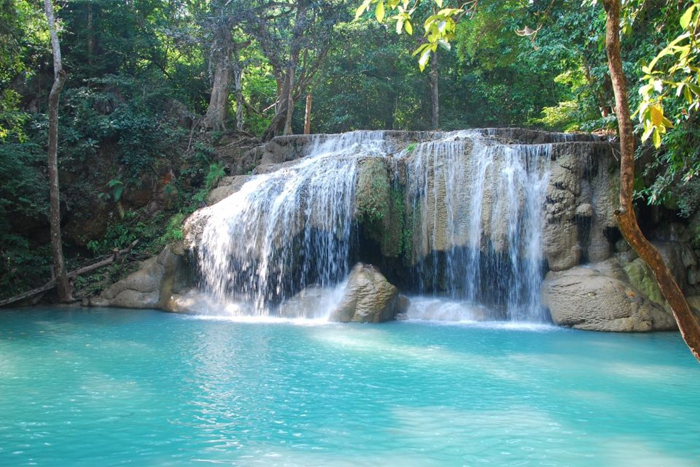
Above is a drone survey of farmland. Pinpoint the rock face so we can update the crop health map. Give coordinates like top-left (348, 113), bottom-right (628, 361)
top-left (329, 263), bottom-right (400, 323)
top-left (542, 262), bottom-right (677, 332)
top-left (90, 245), bottom-right (191, 310)
top-left (93, 129), bottom-right (700, 334)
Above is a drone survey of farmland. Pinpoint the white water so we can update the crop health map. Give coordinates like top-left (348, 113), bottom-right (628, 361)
top-left (405, 135), bottom-right (551, 321)
top-left (197, 132), bottom-right (390, 314)
top-left (196, 130), bottom-right (553, 321)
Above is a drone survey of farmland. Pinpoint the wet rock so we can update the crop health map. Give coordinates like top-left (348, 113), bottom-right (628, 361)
top-left (542, 264), bottom-right (676, 332)
top-left (329, 263), bottom-right (400, 323)
top-left (207, 175), bottom-right (251, 205)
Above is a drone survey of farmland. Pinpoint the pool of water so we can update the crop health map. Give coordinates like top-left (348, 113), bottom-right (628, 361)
top-left (1, 307), bottom-right (699, 466)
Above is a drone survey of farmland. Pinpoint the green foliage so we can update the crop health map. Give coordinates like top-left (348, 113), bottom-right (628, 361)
top-left (205, 162), bottom-right (226, 191)
top-left (160, 212), bottom-right (186, 244)
top-left (637, 1), bottom-right (700, 148)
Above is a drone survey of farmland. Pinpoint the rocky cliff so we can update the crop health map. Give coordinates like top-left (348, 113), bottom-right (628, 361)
top-left (91, 129), bottom-right (700, 331)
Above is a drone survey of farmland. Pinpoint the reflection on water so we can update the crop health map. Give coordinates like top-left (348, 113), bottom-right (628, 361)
top-left (0, 307), bottom-right (699, 467)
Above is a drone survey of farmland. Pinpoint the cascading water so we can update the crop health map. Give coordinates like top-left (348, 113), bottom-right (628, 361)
top-left (405, 134), bottom-right (551, 321)
top-left (195, 130), bottom-right (552, 322)
top-left (196, 131), bottom-right (391, 315)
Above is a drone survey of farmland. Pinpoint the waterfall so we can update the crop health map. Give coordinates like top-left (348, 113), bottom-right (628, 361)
top-left (195, 130), bottom-right (552, 321)
top-left (406, 134), bottom-right (551, 321)
top-left (196, 131), bottom-right (390, 314)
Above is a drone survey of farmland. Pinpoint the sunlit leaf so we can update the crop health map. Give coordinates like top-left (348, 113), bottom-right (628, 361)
top-left (680, 5), bottom-right (696, 29)
top-left (418, 47), bottom-right (431, 71)
top-left (375, 1), bottom-right (385, 23)
top-left (650, 104), bottom-right (664, 126)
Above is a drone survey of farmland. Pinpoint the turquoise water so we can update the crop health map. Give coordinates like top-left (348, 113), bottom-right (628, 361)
top-left (1, 308), bottom-right (700, 466)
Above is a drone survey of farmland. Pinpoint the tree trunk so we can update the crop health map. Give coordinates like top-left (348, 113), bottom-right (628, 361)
top-left (204, 17), bottom-right (234, 132)
top-left (44, 0), bottom-right (72, 303)
top-left (263, 74), bottom-right (291, 141)
top-left (205, 56), bottom-right (231, 131)
top-left (234, 66), bottom-right (243, 132)
top-left (283, 66), bottom-right (296, 136)
top-left (603, 0), bottom-right (700, 362)
top-left (304, 94), bottom-right (312, 135)
top-left (430, 51), bottom-right (439, 130)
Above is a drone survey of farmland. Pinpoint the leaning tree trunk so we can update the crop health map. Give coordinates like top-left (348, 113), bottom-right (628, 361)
top-left (44, 0), bottom-right (72, 303)
top-left (430, 51), bottom-right (439, 130)
top-left (603, 0), bottom-right (700, 362)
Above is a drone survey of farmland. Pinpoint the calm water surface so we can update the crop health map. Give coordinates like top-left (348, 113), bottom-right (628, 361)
top-left (1, 307), bottom-right (699, 466)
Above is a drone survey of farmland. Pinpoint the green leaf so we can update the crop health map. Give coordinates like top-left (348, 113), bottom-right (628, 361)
top-left (355, 0), bottom-right (371, 19)
top-left (434, 0), bottom-right (443, 7)
top-left (418, 47), bottom-right (431, 71)
top-left (375, 1), bottom-right (385, 23)
top-left (652, 128), bottom-right (661, 148)
top-left (405, 20), bottom-right (413, 35)
top-left (680, 5), bottom-right (696, 29)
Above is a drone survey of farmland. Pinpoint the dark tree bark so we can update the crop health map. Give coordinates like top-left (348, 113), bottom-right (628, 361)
top-left (603, 0), bottom-right (700, 362)
top-left (44, 0), bottom-right (72, 303)
top-left (430, 51), bottom-right (439, 130)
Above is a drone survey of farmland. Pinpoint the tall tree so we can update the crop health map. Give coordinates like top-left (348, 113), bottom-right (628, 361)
top-left (246, 0), bottom-right (347, 139)
top-left (602, 0), bottom-right (700, 362)
top-left (44, 0), bottom-right (72, 302)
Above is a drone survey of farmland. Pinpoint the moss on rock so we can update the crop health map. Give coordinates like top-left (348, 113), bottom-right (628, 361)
top-left (622, 257), bottom-right (665, 307)
top-left (356, 158), bottom-right (407, 259)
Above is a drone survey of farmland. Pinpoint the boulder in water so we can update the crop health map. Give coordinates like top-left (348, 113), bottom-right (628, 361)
top-left (541, 264), bottom-right (676, 332)
top-left (329, 263), bottom-right (400, 323)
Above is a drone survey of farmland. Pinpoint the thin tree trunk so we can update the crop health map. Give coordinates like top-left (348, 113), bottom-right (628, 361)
top-left (283, 66), bottom-right (296, 135)
top-left (603, 0), bottom-right (700, 362)
top-left (234, 67), bottom-right (243, 131)
top-left (304, 94), bottom-right (312, 135)
top-left (44, 0), bottom-right (72, 303)
top-left (430, 51), bottom-right (439, 130)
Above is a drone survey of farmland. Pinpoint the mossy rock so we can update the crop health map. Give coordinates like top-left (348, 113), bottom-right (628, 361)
top-left (356, 158), bottom-right (406, 258)
top-left (622, 258), bottom-right (665, 306)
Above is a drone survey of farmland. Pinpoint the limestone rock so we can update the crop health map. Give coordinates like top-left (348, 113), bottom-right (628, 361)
top-left (622, 257), bottom-right (665, 307)
top-left (542, 265), bottom-right (676, 332)
top-left (207, 175), bottom-right (251, 205)
top-left (653, 241), bottom-right (687, 288)
top-left (329, 263), bottom-right (400, 323)
top-left (543, 221), bottom-right (580, 271)
top-left (89, 246), bottom-right (191, 310)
